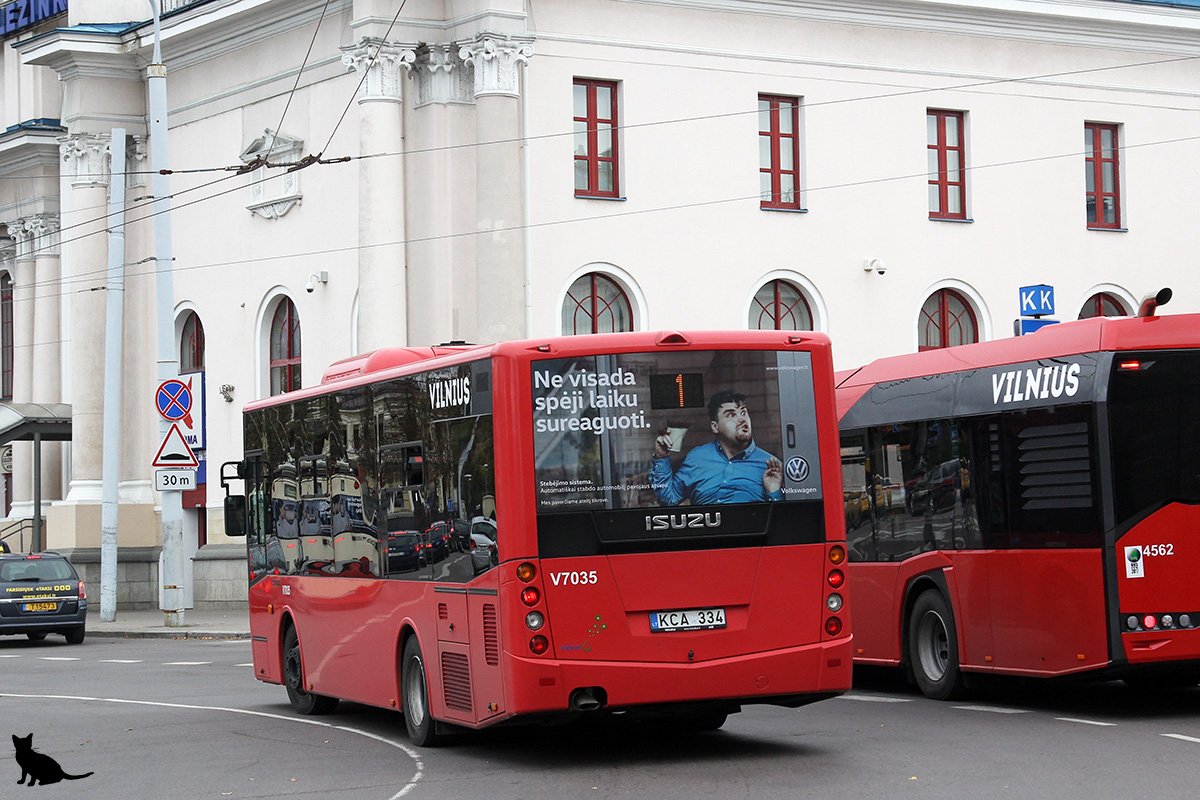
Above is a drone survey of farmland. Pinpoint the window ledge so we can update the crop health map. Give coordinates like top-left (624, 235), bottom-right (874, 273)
top-left (1087, 226), bottom-right (1127, 232)
top-left (575, 194), bottom-right (626, 201)
top-left (760, 206), bottom-right (808, 214)
top-left (929, 216), bottom-right (974, 223)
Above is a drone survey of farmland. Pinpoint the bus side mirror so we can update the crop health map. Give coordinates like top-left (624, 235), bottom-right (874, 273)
top-left (224, 495), bottom-right (247, 537)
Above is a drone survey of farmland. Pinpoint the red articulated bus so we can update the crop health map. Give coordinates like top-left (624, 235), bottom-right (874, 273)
top-left (222, 330), bottom-right (851, 745)
top-left (835, 291), bottom-right (1200, 698)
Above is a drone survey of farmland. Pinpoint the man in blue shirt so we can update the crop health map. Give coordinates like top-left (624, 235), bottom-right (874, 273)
top-left (649, 390), bottom-right (783, 505)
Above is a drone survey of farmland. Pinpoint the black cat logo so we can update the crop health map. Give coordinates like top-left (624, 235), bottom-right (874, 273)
top-left (12, 733), bottom-right (93, 786)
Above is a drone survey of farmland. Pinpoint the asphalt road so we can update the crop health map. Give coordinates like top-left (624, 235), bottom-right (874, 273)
top-left (4, 636), bottom-right (1200, 799)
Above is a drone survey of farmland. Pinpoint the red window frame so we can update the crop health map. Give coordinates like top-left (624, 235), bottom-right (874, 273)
top-left (919, 289), bottom-right (977, 351)
top-left (573, 79), bottom-right (620, 198)
top-left (1079, 292), bottom-right (1126, 319)
top-left (927, 110), bottom-right (966, 220)
top-left (750, 279), bottom-right (813, 331)
top-left (759, 95), bottom-right (802, 210)
top-left (562, 272), bottom-right (632, 335)
top-left (269, 298), bottom-right (301, 395)
top-left (1085, 123), bottom-right (1121, 230)
top-left (180, 310), bottom-right (205, 374)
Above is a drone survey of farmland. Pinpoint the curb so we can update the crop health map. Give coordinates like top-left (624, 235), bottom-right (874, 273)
top-left (88, 629), bottom-right (251, 640)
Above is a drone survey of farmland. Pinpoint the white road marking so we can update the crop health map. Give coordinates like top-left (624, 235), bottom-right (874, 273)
top-left (0, 692), bottom-right (423, 799)
top-left (99, 659), bottom-right (143, 663)
top-left (163, 661), bottom-right (212, 666)
top-left (39, 657), bottom-right (80, 661)
top-left (1055, 717), bottom-right (1116, 727)
top-left (0, 654), bottom-right (21, 658)
top-left (837, 694), bottom-right (914, 703)
top-left (235, 663), bottom-right (254, 668)
top-left (1162, 734), bottom-right (1200, 744)
top-left (953, 705), bottom-right (1030, 714)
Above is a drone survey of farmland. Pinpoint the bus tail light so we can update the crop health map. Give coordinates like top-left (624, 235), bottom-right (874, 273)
top-left (521, 587), bottom-right (540, 606)
top-left (529, 635), bottom-right (549, 655)
top-left (828, 545), bottom-right (846, 565)
top-left (825, 617), bottom-right (843, 636)
top-left (526, 611), bottom-right (545, 630)
top-left (517, 562), bottom-right (537, 582)
top-left (827, 569), bottom-right (844, 589)
top-left (826, 593), bottom-right (843, 613)
top-left (1124, 612), bottom-right (1197, 632)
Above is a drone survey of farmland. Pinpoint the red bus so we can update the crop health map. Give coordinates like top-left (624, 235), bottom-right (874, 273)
top-left (835, 291), bottom-right (1200, 698)
top-left (222, 330), bottom-right (851, 745)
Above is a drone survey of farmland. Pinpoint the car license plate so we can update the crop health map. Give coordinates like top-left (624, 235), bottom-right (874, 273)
top-left (23, 602), bottom-right (58, 612)
top-left (649, 607), bottom-right (726, 633)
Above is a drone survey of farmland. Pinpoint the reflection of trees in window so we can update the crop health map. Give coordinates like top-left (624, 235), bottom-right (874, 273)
top-left (180, 310), bottom-right (205, 373)
top-left (919, 289), bottom-right (977, 351)
top-left (270, 298), bottom-right (301, 395)
top-left (562, 273), bottom-right (632, 335)
top-left (750, 279), bottom-right (812, 331)
top-left (1078, 292), bottom-right (1126, 319)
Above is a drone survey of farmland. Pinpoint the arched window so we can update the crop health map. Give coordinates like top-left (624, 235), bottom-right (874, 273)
top-left (269, 298), bottom-right (301, 395)
top-left (180, 311), bottom-right (205, 373)
top-left (1078, 292), bottom-right (1127, 319)
top-left (0, 273), bottom-right (11, 401)
top-left (562, 272), bottom-right (632, 335)
top-left (750, 279), bottom-right (813, 331)
top-left (919, 289), bottom-right (978, 351)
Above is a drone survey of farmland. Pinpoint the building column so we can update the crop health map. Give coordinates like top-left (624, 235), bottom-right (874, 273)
top-left (341, 38), bottom-right (415, 352)
top-left (59, 132), bottom-right (110, 505)
top-left (405, 44), bottom-right (475, 345)
top-left (459, 34), bottom-right (533, 345)
top-left (6, 220), bottom-right (37, 521)
top-left (28, 214), bottom-right (63, 503)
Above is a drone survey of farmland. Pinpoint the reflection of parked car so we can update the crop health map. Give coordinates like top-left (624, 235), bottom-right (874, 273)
top-left (387, 531), bottom-right (423, 572)
top-left (0, 552), bottom-right (87, 643)
top-left (422, 527), bottom-right (449, 563)
top-left (470, 532), bottom-right (498, 574)
top-left (908, 460), bottom-right (961, 515)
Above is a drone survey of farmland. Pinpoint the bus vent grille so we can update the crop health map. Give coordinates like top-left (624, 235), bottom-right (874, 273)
top-left (1017, 421), bottom-right (1093, 509)
top-left (438, 603), bottom-right (448, 620)
top-left (440, 651), bottom-right (473, 713)
top-left (483, 604), bottom-right (499, 666)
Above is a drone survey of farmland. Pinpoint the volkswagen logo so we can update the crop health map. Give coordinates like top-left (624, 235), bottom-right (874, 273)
top-left (785, 456), bottom-right (809, 482)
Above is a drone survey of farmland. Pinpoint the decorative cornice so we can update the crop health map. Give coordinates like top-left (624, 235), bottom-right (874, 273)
top-left (240, 129), bottom-right (304, 220)
top-left (458, 34), bottom-right (534, 98)
top-left (8, 214), bottom-right (61, 260)
top-left (411, 43), bottom-right (474, 107)
top-left (59, 133), bottom-right (111, 189)
top-left (340, 38), bottom-right (418, 103)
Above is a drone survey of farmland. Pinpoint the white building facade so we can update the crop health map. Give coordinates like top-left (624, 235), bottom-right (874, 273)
top-left (0, 0), bottom-right (1198, 607)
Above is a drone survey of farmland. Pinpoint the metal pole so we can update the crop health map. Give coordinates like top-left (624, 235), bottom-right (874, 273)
top-left (32, 432), bottom-right (40, 552)
top-left (147, 0), bottom-right (185, 626)
top-left (100, 128), bottom-right (127, 623)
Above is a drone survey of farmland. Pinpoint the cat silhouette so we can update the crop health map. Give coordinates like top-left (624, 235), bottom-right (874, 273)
top-left (12, 733), bottom-right (93, 786)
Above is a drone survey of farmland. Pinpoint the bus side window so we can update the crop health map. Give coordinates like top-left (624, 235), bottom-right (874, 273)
top-left (839, 433), bottom-right (875, 562)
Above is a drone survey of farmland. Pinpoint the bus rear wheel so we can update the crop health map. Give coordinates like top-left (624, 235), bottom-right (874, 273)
top-left (283, 626), bottom-right (339, 715)
top-left (402, 637), bottom-right (441, 747)
top-left (908, 590), bottom-right (966, 700)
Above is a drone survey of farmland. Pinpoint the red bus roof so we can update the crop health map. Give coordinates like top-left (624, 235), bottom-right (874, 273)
top-left (246, 329), bottom-right (832, 412)
top-left (835, 312), bottom-right (1200, 393)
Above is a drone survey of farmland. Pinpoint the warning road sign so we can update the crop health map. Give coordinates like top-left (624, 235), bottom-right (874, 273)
top-left (152, 423), bottom-right (199, 468)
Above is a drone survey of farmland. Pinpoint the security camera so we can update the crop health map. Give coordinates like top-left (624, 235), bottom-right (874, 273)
top-left (305, 280), bottom-right (315, 293)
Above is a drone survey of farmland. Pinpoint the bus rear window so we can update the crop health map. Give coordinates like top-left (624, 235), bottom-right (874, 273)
top-left (531, 349), bottom-right (826, 556)
top-left (1109, 350), bottom-right (1200, 527)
